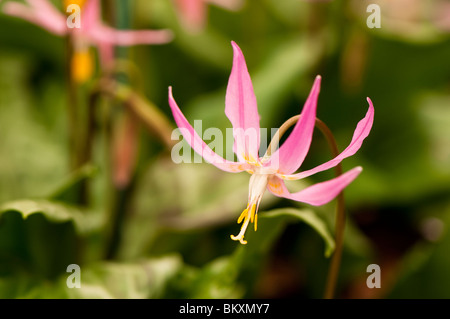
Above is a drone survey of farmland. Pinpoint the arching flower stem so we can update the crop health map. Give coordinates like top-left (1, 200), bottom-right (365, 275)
top-left (266, 114), bottom-right (346, 299)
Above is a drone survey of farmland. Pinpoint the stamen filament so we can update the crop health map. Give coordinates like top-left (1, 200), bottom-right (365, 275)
top-left (231, 203), bottom-right (258, 245)
top-left (230, 212), bottom-right (250, 245)
top-left (250, 204), bottom-right (255, 223)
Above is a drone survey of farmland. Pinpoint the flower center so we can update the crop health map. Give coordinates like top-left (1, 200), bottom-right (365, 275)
top-left (230, 173), bottom-right (269, 244)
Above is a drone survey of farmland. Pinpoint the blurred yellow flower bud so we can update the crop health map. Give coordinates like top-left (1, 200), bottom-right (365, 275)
top-left (64, 0), bottom-right (87, 10)
top-left (71, 47), bottom-right (94, 83)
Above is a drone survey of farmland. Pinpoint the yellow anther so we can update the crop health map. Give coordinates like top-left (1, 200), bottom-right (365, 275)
top-left (237, 208), bottom-right (248, 224)
top-left (231, 203), bottom-right (259, 244)
top-left (254, 213), bottom-right (258, 231)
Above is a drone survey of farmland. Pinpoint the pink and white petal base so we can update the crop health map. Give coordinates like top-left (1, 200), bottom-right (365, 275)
top-left (267, 167), bottom-right (363, 206)
top-left (169, 87), bottom-right (250, 173)
top-left (278, 98), bottom-right (374, 181)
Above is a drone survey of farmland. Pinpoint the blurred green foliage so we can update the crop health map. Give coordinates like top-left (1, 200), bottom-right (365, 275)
top-left (0, 0), bottom-right (450, 299)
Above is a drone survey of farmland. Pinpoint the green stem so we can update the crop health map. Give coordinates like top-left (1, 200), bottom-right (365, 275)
top-left (88, 79), bottom-right (176, 259)
top-left (66, 34), bottom-right (89, 264)
top-left (316, 121), bottom-right (346, 300)
top-left (66, 35), bottom-right (79, 170)
top-left (266, 115), bottom-right (345, 299)
top-left (92, 79), bottom-right (176, 149)
top-left (102, 0), bottom-right (133, 260)
top-left (104, 181), bottom-right (135, 259)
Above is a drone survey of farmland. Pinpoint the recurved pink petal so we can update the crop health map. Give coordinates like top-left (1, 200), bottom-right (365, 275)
top-left (80, 0), bottom-right (101, 31)
top-left (96, 40), bottom-right (115, 66)
top-left (266, 76), bottom-right (321, 174)
top-left (3, 0), bottom-right (67, 35)
top-left (267, 166), bottom-right (362, 206)
top-left (89, 25), bottom-right (174, 46)
top-left (225, 41), bottom-right (260, 163)
top-left (279, 98), bottom-right (374, 181)
top-left (169, 87), bottom-right (250, 173)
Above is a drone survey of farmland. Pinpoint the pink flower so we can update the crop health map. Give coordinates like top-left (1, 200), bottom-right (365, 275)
top-left (168, 41), bottom-right (374, 244)
top-left (435, 0), bottom-right (450, 31)
top-left (3, 0), bottom-right (173, 80)
top-left (173, 0), bottom-right (243, 32)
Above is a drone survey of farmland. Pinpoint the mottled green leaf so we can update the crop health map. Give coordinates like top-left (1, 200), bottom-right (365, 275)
top-left (64, 255), bottom-right (183, 299)
top-left (0, 199), bottom-right (100, 235)
top-left (118, 157), bottom-right (278, 259)
top-left (260, 208), bottom-right (335, 257)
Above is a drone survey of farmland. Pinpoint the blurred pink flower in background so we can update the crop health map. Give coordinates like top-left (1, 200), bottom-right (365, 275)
top-left (2, 0), bottom-right (173, 82)
top-left (168, 42), bottom-right (374, 244)
top-left (434, 0), bottom-right (450, 31)
top-left (351, 0), bottom-right (450, 38)
top-left (173, 0), bottom-right (243, 32)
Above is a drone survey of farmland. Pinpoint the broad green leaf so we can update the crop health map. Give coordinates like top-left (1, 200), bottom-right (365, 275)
top-left (64, 255), bottom-right (183, 299)
top-left (0, 199), bottom-right (100, 235)
top-left (48, 164), bottom-right (99, 204)
top-left (0, 255), bottom-right (183, 299)
top-left (167, 256), bottom-right (244, 299)
top-left (260, 208), bottom-right (335, 257)
top-left (0, 199), bottom-right (102, 279)
top-left (0, 274), bottom-right (68, 299)
top-left (0, 52), bottom-right (68, 203)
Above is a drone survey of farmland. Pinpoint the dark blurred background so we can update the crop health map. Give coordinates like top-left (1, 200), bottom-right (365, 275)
top-left (0, 0), bottom-right (449, 299)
